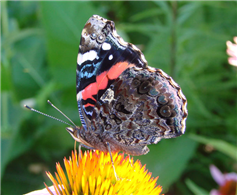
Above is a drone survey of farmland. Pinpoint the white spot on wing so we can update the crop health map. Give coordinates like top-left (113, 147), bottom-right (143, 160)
top-left (102, 42), bottom-right (111, 51)
top-left (77, 53), bottom-right (83, 65)
top-left (77, 91), bottom-right (82, 101)
top-left (77, 50), bottom-right (97, 65)
top-left (108, 54), bottom-right (113, 60)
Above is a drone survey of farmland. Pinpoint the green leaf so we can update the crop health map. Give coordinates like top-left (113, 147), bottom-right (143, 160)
top-left (189, 134), bottom-right (237, 161)
top-left (134, 136), bottom-right (197, 189)
top-left (2, 28), bottom-right (43, 49)
top-left (178, 2), bottom-right (201, 25)
top-left (1, 92), bottom-right (31, 177)
top-left (185, 179), bottom-right (209, 195)
top-left (130, 8), bottom-right (164, 22)
top-left (11, 35), bottom-right (47, 99)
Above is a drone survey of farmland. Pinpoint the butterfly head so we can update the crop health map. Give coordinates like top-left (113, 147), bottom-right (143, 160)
top-left (66, 126), bottom-right (94, 149)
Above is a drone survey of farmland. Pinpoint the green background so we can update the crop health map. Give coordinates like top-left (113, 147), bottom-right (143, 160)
top-left (1, 1), bottom-right (236, 194)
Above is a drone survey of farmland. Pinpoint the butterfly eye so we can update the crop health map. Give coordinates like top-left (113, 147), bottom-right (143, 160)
top-left (138, 81), bottom-right (151, 94)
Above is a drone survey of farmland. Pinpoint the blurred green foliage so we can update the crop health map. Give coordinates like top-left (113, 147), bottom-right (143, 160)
top-left (1, 1), bottom-right (236, 194)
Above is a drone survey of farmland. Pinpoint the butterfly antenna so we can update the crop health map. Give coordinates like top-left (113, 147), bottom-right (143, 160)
top-left (47, 100), bottom-right (77, 127)
top-left (24, 104), bottom-right (74, 127)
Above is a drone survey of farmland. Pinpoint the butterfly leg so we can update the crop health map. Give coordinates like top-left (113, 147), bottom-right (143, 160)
top-left (106, 142), bottom-right (119, 180)
top-left (80, 144), bottom-right (95, 150)
top-left (78, 143), bottom-right (95, 158)
top-left (73, 140), bottom-right (82, 158)
top-left (78, 144), bottom-right (82, 159)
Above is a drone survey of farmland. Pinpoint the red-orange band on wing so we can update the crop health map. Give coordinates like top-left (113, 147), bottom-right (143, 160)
top-left (83, 103), bottom-right (95, 108)
top-left (107, 61), bottom-right (135, 80)
top-left (81, 83), bottom-right (97, 102)
top-left (96, 71), bottom-right (108, 90)
top-left (81, 61), bottom-right (135, 104)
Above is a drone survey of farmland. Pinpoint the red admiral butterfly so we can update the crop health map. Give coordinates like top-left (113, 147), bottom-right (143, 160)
top-left (25, 15), bottom-right (187, 160)
top-left (67, 15), bottom-right (188, 156)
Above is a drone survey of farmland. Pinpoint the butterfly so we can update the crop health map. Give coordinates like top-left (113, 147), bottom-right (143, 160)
top-left (65, 15), bottom-right (188, 156)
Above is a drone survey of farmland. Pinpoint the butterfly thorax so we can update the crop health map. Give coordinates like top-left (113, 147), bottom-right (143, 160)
top-left (66, 125), bottom-right (106, 151)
